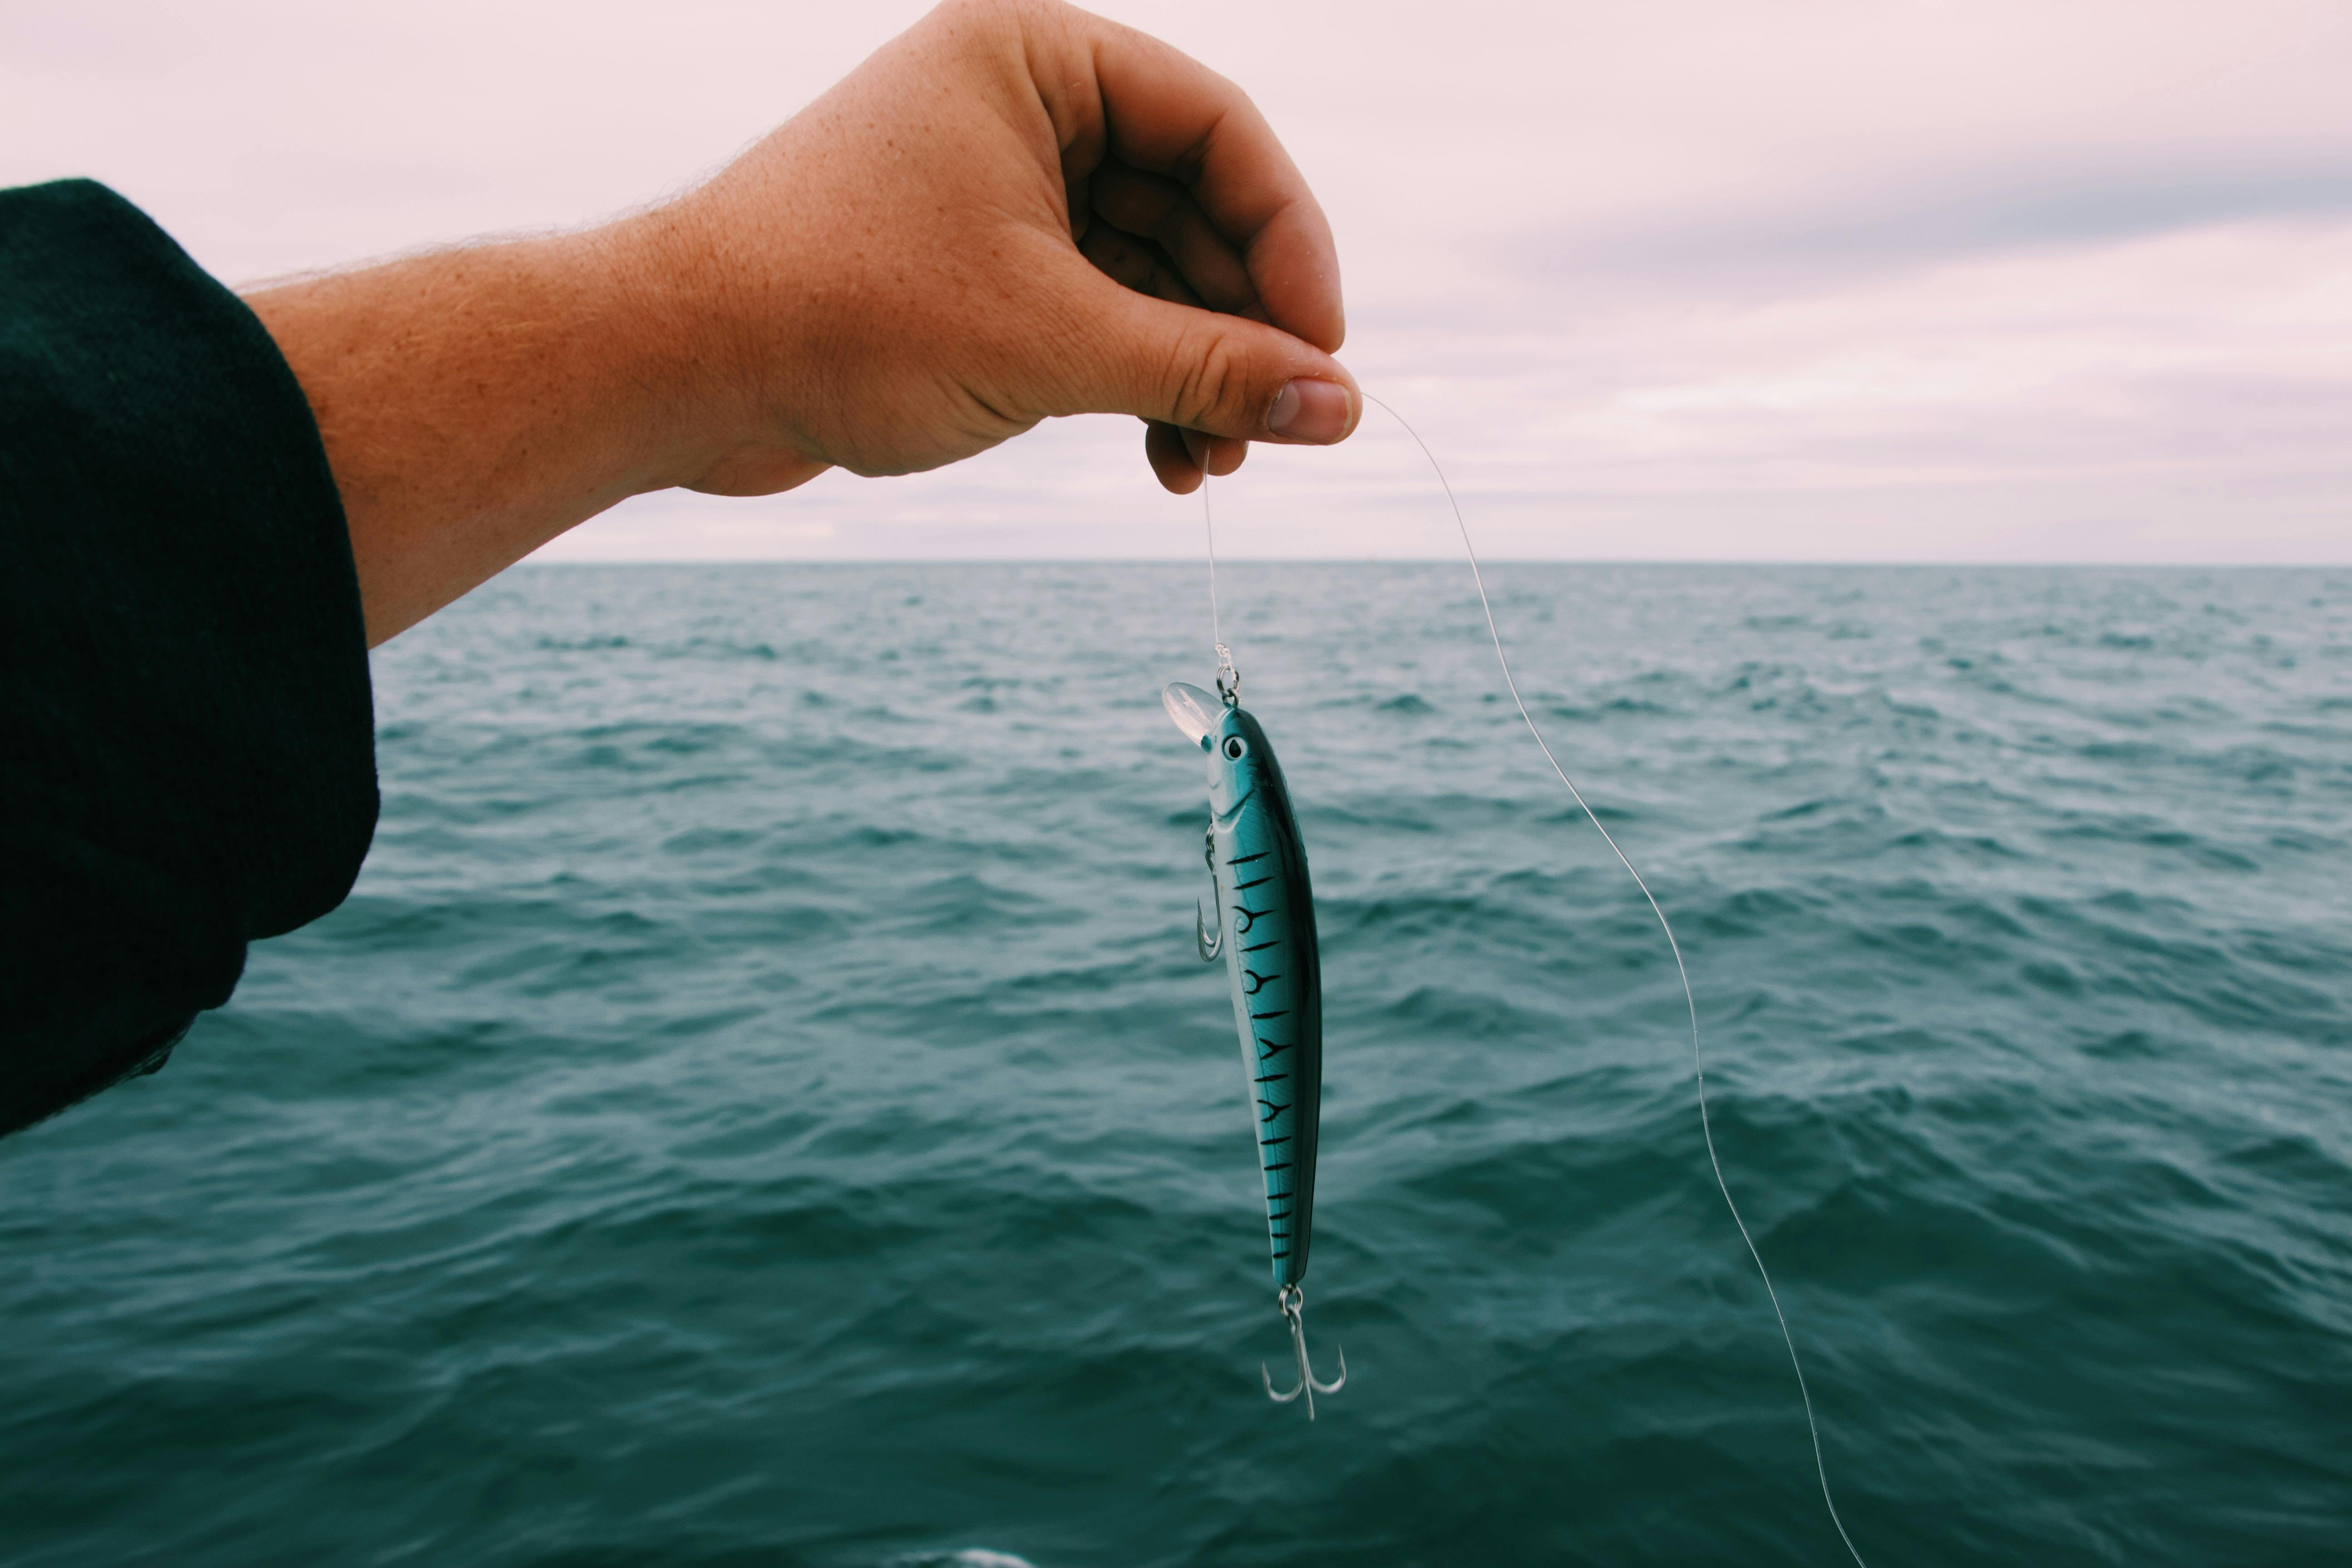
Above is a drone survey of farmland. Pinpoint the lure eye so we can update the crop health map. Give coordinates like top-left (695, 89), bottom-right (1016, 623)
top-left (1223, 735), bottom-right (1248, 760)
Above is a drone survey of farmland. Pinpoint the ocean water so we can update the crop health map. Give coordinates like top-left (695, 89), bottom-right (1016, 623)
top-left (3, 562), bottom-right (2348, 1567)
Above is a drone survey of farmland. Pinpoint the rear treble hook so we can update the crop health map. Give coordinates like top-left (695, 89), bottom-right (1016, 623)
top-left (1262, 1283), bottom-right (1346, 1418)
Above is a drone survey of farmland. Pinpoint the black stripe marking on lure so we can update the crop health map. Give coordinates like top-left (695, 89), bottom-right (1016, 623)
top-left (1256, 1037), bottom-right (1293, 1057)
top-left (1240, 939), bottom-right (1281, 954)
top-left (1233, 876), bottom-right (1272, 891)
top-left (1232, 902), bottom-right (1271, 931)
top-left (1226, 850), bottom-right (1271, 866)
top-left (1251, 1009), bottom-right (1289, 1020)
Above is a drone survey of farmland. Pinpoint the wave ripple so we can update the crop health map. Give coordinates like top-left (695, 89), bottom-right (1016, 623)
top-left (5, 563), bottom-right (2349, 1568)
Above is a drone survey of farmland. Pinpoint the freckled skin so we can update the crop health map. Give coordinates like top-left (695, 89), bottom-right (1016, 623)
top-left (1203, 705), bottom-right (1322, 1287)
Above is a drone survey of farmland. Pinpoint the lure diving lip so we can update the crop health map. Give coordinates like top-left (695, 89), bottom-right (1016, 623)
top-left (1165, 679), bottom-right (1344, 1415)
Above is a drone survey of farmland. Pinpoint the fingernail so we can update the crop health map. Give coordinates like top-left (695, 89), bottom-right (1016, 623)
top-left (1267, 378), bottom-right (1351, 442)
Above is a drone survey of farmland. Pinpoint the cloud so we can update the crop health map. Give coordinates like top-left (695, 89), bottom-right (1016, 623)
top-left (3, 0), bottom-right (2347, 563)
top-left (1513, 162), bottom-right (2352, 302)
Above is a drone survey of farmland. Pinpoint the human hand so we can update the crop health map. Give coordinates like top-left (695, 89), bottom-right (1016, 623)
top-left (654, 0), bottom-right (1356, 498)
top-left (248, 0), bottom-right (1352, 642)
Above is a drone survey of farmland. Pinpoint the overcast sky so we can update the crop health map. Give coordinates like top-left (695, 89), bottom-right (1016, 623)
top-left (5, 0), bottom-right (2349, 562)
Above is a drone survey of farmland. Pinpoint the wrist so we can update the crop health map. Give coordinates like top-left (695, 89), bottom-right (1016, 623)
top-left (601, 191), bottom-right (831, 499)
top-left (547, 213), bottom-right (731, 497)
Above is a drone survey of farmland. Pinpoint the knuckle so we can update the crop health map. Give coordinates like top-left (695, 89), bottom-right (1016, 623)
top-left (1170, 329), bottom-right (1251, 431)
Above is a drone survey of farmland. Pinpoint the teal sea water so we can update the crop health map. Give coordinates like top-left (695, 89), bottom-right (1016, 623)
top-left (4, 562), bottom-right (2348, 1566)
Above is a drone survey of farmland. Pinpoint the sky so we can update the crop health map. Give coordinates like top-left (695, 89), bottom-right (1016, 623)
top-left (5, 0), bottom-right (2349, 563)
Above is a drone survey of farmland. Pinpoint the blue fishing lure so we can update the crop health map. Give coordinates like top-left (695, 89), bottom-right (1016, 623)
top-left (1165, 676), bottom-right (1345, 1416)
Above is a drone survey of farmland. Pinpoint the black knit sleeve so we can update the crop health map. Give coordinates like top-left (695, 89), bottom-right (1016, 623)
top-left (0, 179), bottom-right (377, 1135)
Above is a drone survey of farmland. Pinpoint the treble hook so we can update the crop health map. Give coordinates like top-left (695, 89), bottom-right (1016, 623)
top-left (1261, 1283), bottom-right (1346, 1419)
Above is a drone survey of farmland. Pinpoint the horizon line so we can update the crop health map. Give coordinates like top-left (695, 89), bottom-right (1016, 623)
top-left (517, 556), bottom-right (2352, 570)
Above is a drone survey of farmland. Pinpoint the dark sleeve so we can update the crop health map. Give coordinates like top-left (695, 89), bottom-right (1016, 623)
top-left (0, 179), bottom-right (377, 1136)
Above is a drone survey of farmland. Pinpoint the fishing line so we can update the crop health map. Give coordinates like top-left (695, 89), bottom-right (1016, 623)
top-left (1359, 392), bottom-right (1871, 1568)
top-left (1202, 473), bottom-right (1237, 700)
top-left (1202, 471), bottom-right (1223, 651)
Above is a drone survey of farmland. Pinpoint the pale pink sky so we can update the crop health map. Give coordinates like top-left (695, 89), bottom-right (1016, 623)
top-left (6, 0), bottom-right (2349, 562)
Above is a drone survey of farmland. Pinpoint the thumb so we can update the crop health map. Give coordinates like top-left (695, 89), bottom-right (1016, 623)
top-left (1058, 270), bottom-right (1360, 447)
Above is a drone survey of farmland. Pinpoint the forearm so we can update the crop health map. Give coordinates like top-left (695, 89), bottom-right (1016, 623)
top-left (242, 211), bottom-right (750, 645)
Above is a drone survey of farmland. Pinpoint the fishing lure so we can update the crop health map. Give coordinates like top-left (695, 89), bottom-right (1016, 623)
top-left (1164, 661), bottom-right (1345, 1418)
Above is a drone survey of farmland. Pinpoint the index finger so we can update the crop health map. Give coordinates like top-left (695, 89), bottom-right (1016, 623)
top-left (1056, 9), bottom-right (1346, 353)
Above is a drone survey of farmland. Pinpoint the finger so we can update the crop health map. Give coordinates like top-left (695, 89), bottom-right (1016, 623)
top-left (1178, 426), bottom-right (1248, 476)
top-left (1180, 425), bottom-right (1209, 471)
top-left (1152, 423), bottom-right (1249, 495)
top-left (1055, 260), bottom-right (1358, 446)
top-left (1088, 163), bottom-right (1261, 318)
top-left (1057, 10), bottom-right (1345, 352)
top-left (1146, 420), bottom-right (1201, 493)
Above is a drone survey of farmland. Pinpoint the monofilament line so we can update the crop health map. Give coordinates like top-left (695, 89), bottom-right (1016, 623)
top-left (1362, 392), bottom-right (1869, 1568)
top-left (1203, 475), bottom-right (1235, 693)
top-left (1202, 472), bottom-right (1223, 651)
